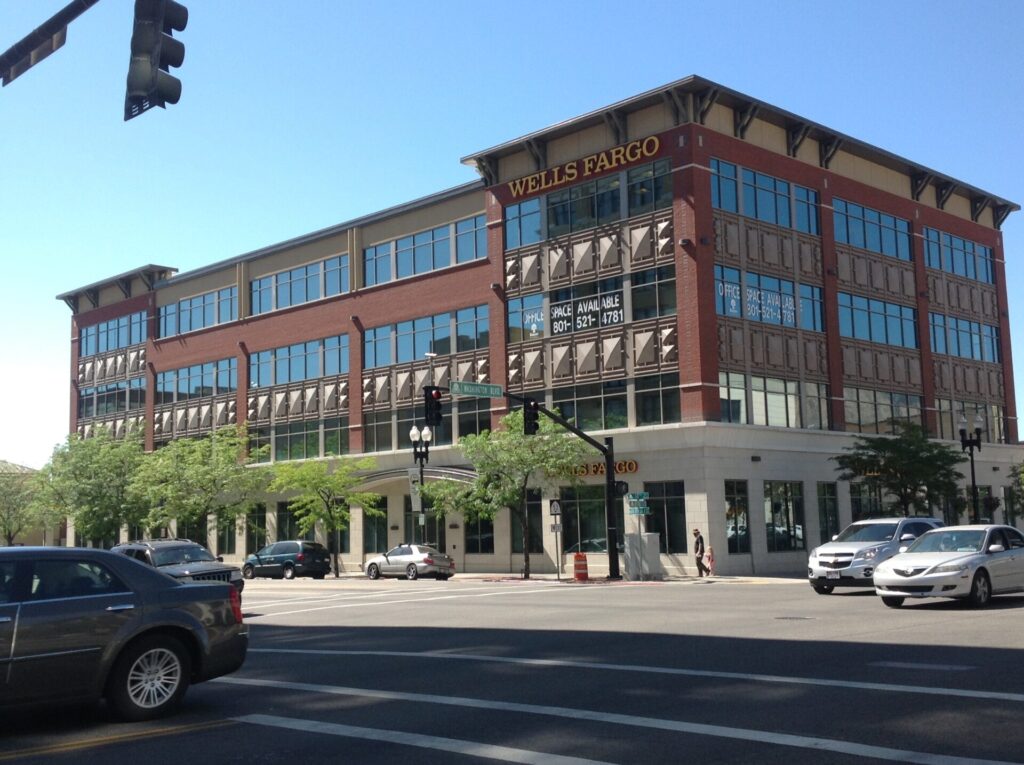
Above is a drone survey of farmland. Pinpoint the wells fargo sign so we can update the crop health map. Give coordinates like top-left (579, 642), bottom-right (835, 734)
top-left (573, 460), bottom-right (639, 477)
top-left (506, 136), bottom-right (661, 199)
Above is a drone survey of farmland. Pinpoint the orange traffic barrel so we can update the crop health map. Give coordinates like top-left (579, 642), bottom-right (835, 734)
top-left (573, 552), bottom-right (588, 582)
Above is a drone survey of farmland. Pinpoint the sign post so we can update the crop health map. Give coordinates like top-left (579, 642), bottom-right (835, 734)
top-left (549, 500), bottom-right (562, 579)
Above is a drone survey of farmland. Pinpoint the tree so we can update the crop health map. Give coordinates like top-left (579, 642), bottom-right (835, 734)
top-left (0, 464), bottom-right (35, 546)
top-left (422, 407), bottom-right (597, 579)
top-left (131, 426), bottom-right (269, 540)
top-left (831, 422), bottom-right (965, 517)
top-left (35, 427), bottom-right (148, 544)
top-left (268, 456), bottom-right (381, 576)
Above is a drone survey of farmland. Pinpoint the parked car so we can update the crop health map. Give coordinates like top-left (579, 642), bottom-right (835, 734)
top-left (807, 517), bottom-right (943, 594)
top-left (111, 539), bottom-right (244, 593)
top-left (0, 546), bottom-right (247, 720)
top-left (873, 525), bottom-right (1024, 608)
top-left (364, 544), bottom-right (455, 580)
top-left (242, 540), bottom-right (331, 580)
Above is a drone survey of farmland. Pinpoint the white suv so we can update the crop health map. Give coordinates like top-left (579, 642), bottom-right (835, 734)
top-left (807, 517), bottom-right (943, 594)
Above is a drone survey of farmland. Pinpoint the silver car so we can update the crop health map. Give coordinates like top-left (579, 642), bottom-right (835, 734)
top-left (364, 544), bottom-right (455, 581)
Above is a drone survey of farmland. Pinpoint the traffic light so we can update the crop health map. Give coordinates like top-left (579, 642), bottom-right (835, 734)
top-left (523, 397), bottom-right (540, 436)
top-left (423, 386), bottom-right (443, 427)
top-left (124, 0), bottom-right (187, 121)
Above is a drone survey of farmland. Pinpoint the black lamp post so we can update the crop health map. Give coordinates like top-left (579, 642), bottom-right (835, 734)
top-left (959, 413), bottom-right (983, 524)
top-left (409, 424), bottom-right (432, 490)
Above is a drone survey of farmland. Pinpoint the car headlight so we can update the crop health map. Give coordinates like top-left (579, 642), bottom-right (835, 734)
top-left (808, 548), bottom-right (818, 559)
top-left (932, 562), bottom-right (969, 574)
top-left (855, 545), bottom-right (884, 561)
top-left (178, 575), bottom-right (194, 583)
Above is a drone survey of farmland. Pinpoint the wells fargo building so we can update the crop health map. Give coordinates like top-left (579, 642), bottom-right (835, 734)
top-left (59, 76), bottom-right (1021, 576)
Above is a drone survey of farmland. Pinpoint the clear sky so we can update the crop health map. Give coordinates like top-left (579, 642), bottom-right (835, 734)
top-left (1, 0), bottom-right (1022, 469)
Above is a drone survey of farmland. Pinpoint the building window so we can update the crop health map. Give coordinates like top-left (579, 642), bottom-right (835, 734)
top-left (363, 508), bottom-right (388, 554)
top-left (725, 480), bottom-right (749, 554)
top-left (363, 242), bottom-right (392, 287)
top-left (715, 265), bottom-right (742, 318)
top-left (363, 325), bottom-right (392, 369)
top-left (507, 293), bottom-right (544, 342)
top-left (511, 489), bottom-right (542, 554)
top-left (456, 305), bottom-right (489, 352)
top-left (553, 380), bottom-right (628, 431)
top-left (465, 515), bottom-right (494, 554)
top-left (396, 226), bottom-right (451, 279)
top-left (505, 198), bottom-right (542, 250)
top-left (799, 285), bottom-right (824, 331)
top-left (276, 264), bottom-right (321, 309)
top-left (764, 480), bottom-right (805, 552)
top-left (745, 272), bottom-right (796, 327)
top-left (631, 265), bottom-right (676, 320)
top-left (217, 517), bottom-right (237, 556)
top-left (843, 387), bottom-right (922, 434)
top-left (248, 336), bottom-right (346, 388)
top-left (404, 495), bottom-right (446, 549)
top-left (794, 186), bottom-right (820, 235)
top-left (248, 427), bottom-right (271, 464)
top-left (817, 482), bottom-right (839, 544)
top-left (838, 293), bottom-right (917, 349)
top-left (325, 254), bottom-right (350, 296)
top-left (636, 373), bottom-right (680, 426)
top-left (627, 159), bottom-right (672, 216)
top-left (456, 397), bottom-right (490, 439)
top-left (833, 199), bottom-right (911, 261)
top-left (246, 505), bottom-right (267, 554)
top-left (850, 483), bottom-right (882, 521)
top-left (154, 357), bottom-right (236, 404)
top-left (549, 276), bottom-right (625, 336)
top-left (935, 399), bottom-right (1004, 445)
top-left (719, 372), bottom-right (746, 423)
top-left (324, 416), bottom-right (350, 457)
top-left (275, 420), bottom-right (319, 462)
top-left (750, 376), bottom-right (800, 428)
top-left (456, 214), bottom-right (487, 263)
top-left (159, 290), bottom-right (237, 337)
top-left (396, 313), bottom-right (451, 363)
top-left (710, 159), bottom-right (738, 213)
top-left (278, 504), bottom-right (315, 542)
top-left (560, 485), bottom-right (621, 554)
top-left (742, 168), bottom-right (790, 227)
top-left (924, 227), bottom-right (994, 284)
top-left (548, 176), bottom-right (621, 238)
top-left (644, 481), bottom-right (686, 554)
top-left (81, 310), bottom-right (149, 357)
top-left (802, 382), bottom-right (830, 430)
top-left (363, 410), bottom-right (393, 453)
top-left (930, 312), bottom-right (999, 363)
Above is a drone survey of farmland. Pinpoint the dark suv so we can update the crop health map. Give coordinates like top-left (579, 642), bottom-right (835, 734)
top-left (111, 539), bottom-right (245, 593)
top-left (243, 540), bottom-right (331, 580)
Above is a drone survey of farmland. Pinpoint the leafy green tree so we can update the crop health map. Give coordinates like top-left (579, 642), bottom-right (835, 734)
top-left (34, 427), bottom-right (147, 544)
top-left (131, 426), bottom-right (269, 539)
top-left (268, 456), bottom-right (382, 576)
top-left (831, 422), bottom-right (965, 517)
top-left (0, 464), bottom-right (35, 546)
top-left (422, 407), bottom-right (597, 579)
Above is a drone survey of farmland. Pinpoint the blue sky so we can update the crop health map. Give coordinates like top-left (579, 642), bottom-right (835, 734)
top-left (2, 0), bottom-right (1022, 469)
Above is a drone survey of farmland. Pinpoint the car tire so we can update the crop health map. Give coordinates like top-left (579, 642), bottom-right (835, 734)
top-left (967, 571), bottom-right (991, 607)
top-left (283, 565), bottom-right (295, 580)
top-left (106, 635), bottom-right (191, 722)
top-left (812, 584), bottom-right (835, 595)
top-left (367, 563), bottom-right (381, 580)
top-left (881, 596), bottom-right (904, 608)
top-left (312, 573), bottom-right (326, 580)
top-left (242, 564), bottom-right (255, 579)
top-left (406, 564), bottom-right (419, 581)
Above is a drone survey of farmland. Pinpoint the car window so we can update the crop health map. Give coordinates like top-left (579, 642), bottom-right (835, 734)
top-left (0, 561), bottom-right (16, 604)
top-left (385, 546), bottom-right (403, 557)
top-left (833, 523), bottom-right (899, 543)
top-left (903, 522), bottom-right (932, 538)
top-left (281, 542), bottom-right (300, 554)
top-left (152, 545), bottom-right (217, 566)
top-left (28, 560), bottom-right (129, 601)
top-left (910, 530), bottom-right (986, 553)
top-left (1005, 528), bottom-right (1024, 549)
top-left (988, 530), bottom-right (1009, 550)
top-left (258, 544), bottom-right (277, 555)
top-left (303, 543), bottom-right (326, 552)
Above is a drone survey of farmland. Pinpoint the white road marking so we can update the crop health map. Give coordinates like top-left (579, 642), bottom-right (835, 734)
top-left (234, 713), bottom-right (615, 765)
top-left (247, 648), bottom-right (1024, 704)
top-left (220, 677), bottom-right (1016, 765)
top-left (869, 661), bottom-right (974, 671)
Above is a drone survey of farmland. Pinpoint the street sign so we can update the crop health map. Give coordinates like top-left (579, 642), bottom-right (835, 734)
top-left (550, 523), bottom-right (562, 532)
top-left (549, 500), bottom-right (561, 516)
top-left (626, 492), bottom-right (649, 501)
top-left (628, 507), bottom-right (651, 515)
top-left (449, 381), bottom-right (503, 398)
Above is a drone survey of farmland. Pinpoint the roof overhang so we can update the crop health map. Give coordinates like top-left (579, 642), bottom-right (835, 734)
top-left (56, 264), bottom-right (176, 313)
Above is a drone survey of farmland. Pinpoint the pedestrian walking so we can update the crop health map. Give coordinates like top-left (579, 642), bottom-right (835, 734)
top-left (693, 528), bottom-right (710, 577)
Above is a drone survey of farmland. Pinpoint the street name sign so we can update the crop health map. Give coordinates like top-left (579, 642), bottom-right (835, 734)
top-left (449, 381), bottom-right (504, 398)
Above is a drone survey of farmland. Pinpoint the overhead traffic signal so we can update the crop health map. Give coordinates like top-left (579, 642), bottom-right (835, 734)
top-left (124, 0), bottom-right (187, 121)
top-left (423, 386), bottom-right (443, 427)
top-left (523, 398), bottom-right (540, 436)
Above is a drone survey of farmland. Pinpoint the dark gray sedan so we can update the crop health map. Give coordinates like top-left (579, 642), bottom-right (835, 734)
top-left (0, 547), bottom-right (248, 721)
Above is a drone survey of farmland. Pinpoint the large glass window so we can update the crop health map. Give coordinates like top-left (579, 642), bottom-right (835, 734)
top-left (636, 373), bottom-right (680, 426)
top-left (817, 483), bottom-right (839, 544)
top-left (456, 305), bottom-right (489, 352)
top-left (560, 485), bottom-right (621, 554)
top-left (644, 481), bottom-right (687, 554)
top-left (363, 326), bottom-right (392, 370)
top-left (843, 387), bottom-right (922, 434)
top-left (710, 159), bottom-right (738, 213)
top-left (750, 377), bottom-right (800, 428)
top-left (325, 254), bottom-right (350, 296)
top-left (764, 480), bottom-right (805, 552)
top-left (362, 410), bottom-right (393, 453)
top-left (631, 265), bottom-right (676, 320)
top-left (548, 176), bottom-right (621, 238)
top-left (456, 214), bottom-right (488, 264)
top-left (745, 273), bottom-right (796, 327)
top-left (794, 186), bottom-right (820, 235)
top-left (838, 293), bottom-right (917, 349)
top-left (397, 226), bottom-right (451, 279)
top-left (154, 357), bottom-right (236, 404)
top-left (834, 199), bottom-right (911, 261)
top-left (511, 489), bottom-right (543, 554)
top-left (363, 242), bottom-right (391, 287)
top-left (81, 310), bottom-right (149, 357)
top-left (924, 227), bottom-right (994, 284)
top-left (363, 507), bottom-right (388, 554)
top-left (850, 483), bottom-right (883, 521)
top-left (505, 198), bottom-right (542, 250)
top-left (627, 159), bottom-right (672, 216)
top-left (719, 371), bottom-right (746, 424)
top-left (396, 313), bottom-right (451, 363)
top-left (553, 380), bottom-right (628, 431)
top-left (507, 294), bottom-right (544, 342)
top-left (466, 515), bottom-right (494, 554)
top-left (742, 169), bottom-right (790, 227)
top-left (725, 480), bottom-right (750, 554)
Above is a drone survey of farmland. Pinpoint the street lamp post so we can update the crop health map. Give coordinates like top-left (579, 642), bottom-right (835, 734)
top-left (409, 424), bottom-right (432, 492)
top-left (959, 413), bottom-right (983, 524)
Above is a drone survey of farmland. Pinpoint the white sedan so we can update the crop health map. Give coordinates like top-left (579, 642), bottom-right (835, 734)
top-left (873, 525), bottom-right (1024, 608)
top-left (364, 544), bottom-right (455, 581)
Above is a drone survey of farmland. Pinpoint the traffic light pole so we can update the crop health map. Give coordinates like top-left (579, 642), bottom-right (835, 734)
top-left (508, 393), bottom-right (621, 580)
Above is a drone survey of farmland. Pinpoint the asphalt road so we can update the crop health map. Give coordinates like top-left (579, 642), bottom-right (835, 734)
top-left (3, 574), bottom-right (1024, 764)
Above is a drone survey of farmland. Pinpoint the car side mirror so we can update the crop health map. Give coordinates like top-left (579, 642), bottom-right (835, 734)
top-left (831, 535), bottom-right (838, 541)
top-left (216, 556), bottom-right (224, 562)
top-left (900, 533), bottom-right (915, 542)
top-left (988, 544), bottom-right (1006, 553)
top-left (899, 545), bottom-right (909, 553)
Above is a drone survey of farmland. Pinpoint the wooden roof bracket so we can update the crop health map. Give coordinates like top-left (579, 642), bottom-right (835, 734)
top-left (525, 138), bottom-right (547, 171)
top-left (696, 87), bottom-right (719, 125)
top-left (604, 109), bottom-right (626, 145)
top-left (911, 171), bottom-right (934, 201)
top-left (819, 135), bottom-right (842, 169)
top-left (970, 195), bottom-right (991, 223)
top-left (733, 101), bottom-right (759, 139)
top-left (786, 122), bottom-right (811, 157)
top-left (935, 181), bottom-right (956, 210)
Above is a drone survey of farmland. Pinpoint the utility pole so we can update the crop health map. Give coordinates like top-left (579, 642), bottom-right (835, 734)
top-left (0, 0), bottom-right (100, 86)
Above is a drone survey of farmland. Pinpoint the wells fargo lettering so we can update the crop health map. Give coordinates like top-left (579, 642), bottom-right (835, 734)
top-left (506, 136), bottom-right (661, 199)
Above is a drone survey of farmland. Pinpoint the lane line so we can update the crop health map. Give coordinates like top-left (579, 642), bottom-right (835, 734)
top-left (247, 648), bottom-right (1024, 704)
top-left (0, 720), bottom-right (232, 761)
top-left (235, 713), bottom-right (615, 765)
top-left (219, 677), bottom-right (1015, 765)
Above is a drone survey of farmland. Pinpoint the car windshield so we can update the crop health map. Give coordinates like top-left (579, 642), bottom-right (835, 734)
top-left (153, 545), bottom-right (217, 566)
top-left (833, 523), bottom-right (898, 543)
top-left (418, 547), bottom-right (441, 556)
top-left (908, 530), bottom-right (986, 554)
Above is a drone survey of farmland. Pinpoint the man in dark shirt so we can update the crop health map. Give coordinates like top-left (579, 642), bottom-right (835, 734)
top-left (693, 528), bottom-right (710, 577)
